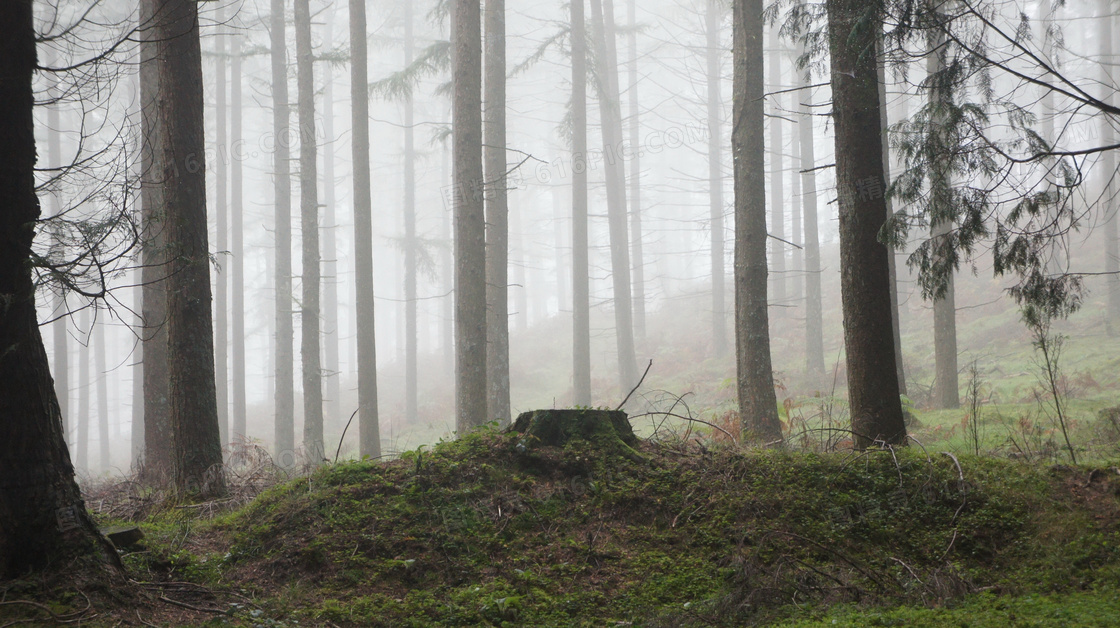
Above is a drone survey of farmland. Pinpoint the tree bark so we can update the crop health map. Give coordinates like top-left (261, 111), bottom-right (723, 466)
top-left (295, 0), bottom-right (324, 466)
top-left (231, 30), bottom-right (247, 441)
top-left (350, 0), bottom-right (381, 457)
top-left (627, 0), bottom-right (646, 343)
top-left (589, 0), bottom-right (639, 397)
top-left (140, 0), bottom-right (172, 483)
top-left (572, 0), bottom-right (592, 407)
top-left (0, 3), bottom-right (120, 578)
top-left (768, 25), bottom-right (786, 309)
top-left (825, 0), bottom-right (906, 448)
top-left (732, 0), bottom-right (782, 443)
top-left (706, 0), bottom-right (727, 357)
top-left (485, 0), bottom-right (511, 424)
top-left (453, 0), bottom-right (488, 430)
top-left (796, 12), bottom-right (824, 377)
top-left (272, 0), bottom-right (295, 466)
top-left (159, 0), bottom-right (227, 497)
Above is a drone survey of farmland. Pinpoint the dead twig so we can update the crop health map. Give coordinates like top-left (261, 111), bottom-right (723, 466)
top-left (616, 360), bottom-right (653, 411)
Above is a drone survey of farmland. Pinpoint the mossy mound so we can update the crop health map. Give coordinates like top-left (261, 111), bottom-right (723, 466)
top-left (192, 431), bottom-right (1120, 627)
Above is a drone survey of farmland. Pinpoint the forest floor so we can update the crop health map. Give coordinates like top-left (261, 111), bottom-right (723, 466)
top-left (5, 423), bottom-right (1120, 626)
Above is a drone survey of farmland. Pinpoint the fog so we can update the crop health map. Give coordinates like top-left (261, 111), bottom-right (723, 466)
top-left (33, 0), bottom-right (1120, 477)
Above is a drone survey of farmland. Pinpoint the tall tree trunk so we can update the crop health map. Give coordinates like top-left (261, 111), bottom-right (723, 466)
top-left (95, 321), bottom-right (110, 471)
top-left (401, 4), bottom-right (419, 427)
top-left (159, 0), bottom-right (227, 497)
top-left (928, 24), bottom-right (958, 409)
top-left (295, 0), bottom-right (323, 465)
top-left (825, 0), bottom-right (906, 449)
top-left (231, 30), bottom-right (247, 441)
top-left (453, 0), bottom-right (488, 430)
top-left (572, 0), bottom-right (592, 406)
top-left (627, 0), bottom-right (646, 343)
top-left (788, 68), bottom-right (802, 305)
top-left (321, 5), bottom-right (341, 433)
top-left (272, 0), bottom-right (295, 466)
top-left (140, 0), bottom-right (172, 483)
top-left (441, 141), bottom-right (454, 378)
top-left (350, 0), bottom-right (381, 457)
top-left (732, 0), bottom-right (781, 443)
top-left (77, 309), bottom-right (89, 473)
top-left (768, 25), bottom-right (785, 309)
top-left (485, 0), bottom-right (511, 423)
top-left (0, 2), bottom-right (119, 577)
top-left (589, 0), bottom-right (639, 396)
top-left (1101, 1), bottom-right (1119, 330)
top-left (877, 38), bottom-right (907, 396)
top-left (796, 19), bottom-right (824, 377)
top-left (553, 188), bottom-right (569, 321)
top-left (707, 0), bottom-right (727, 357)
top-left (46, 61), bottom-right (69, 443)
top-left (129, 63), bottom-right (144, 465)
top-left (132, 272), bottom-right (144, 464)
top-left (214, 12), bottom-right (229, 445)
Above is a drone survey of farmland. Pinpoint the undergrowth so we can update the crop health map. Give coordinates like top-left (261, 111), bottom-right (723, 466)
top-left (109, 426), bottom-right (1119, 627)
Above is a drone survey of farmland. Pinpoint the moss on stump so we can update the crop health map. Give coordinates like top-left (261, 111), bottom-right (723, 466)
top-left (507, 409), bottom-right (642, 460)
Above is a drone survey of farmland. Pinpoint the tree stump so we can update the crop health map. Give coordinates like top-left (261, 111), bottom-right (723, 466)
top-left (507, 409), bottom-right (641, 459)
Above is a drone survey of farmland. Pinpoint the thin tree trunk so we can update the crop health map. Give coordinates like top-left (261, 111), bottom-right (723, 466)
top-left (403, 2), bottom-right (419, 426)
top-left (441, 141), bottom-right (454, 378)
top-left (214, 12), bottom-right (229, 445)
top-left (321, 5), bottom-right (341, 433)
top-left (589, 0), bottom-right (639, 396)
top-left (825, 0), bottom-right (906, 449)
top-left (271, 0), bottom-right (295, 466)
top-left (485, 0), bottom-right (511, 423)
top-left (132, 272), bottom-right (144, 464)
top-left (928, 24), bottom-right (958, 409)
top-left (627, 0), bottom-right (645, 343)
top-left (877, 38), bottom-right (907, 397)
top-left (1101, 1), bottom-right (1119, 330)
top-left (350, 0), bottom-right (381, 457)
top-left (788, 65), bottom-right (802, 305)
top-left (129, 62), bottom-right (143, 465)
top-left (707, 0), bottom-right (727, 357)
top-left (295, 0), bottom-right (323, 466)
top-left (768, 25), bottom-right (785, 309)
top-left (0, 2), bottom-right (120, 577)
top-left (796, 18), bottom-right (824, 377)
top-left (77, 309), bottom-right (89, 473)
top-left (231, 30), bottom-right (247, 441)
top-left (95, 321), bottom-right (110, 472)
top-left (453, 0), bottom-right (488, 430)
top-left (46, 60), bottom-right (69, 442)
top-left (572, 0), bottom-right (592, 406)
top-left (732, 0), bottom-right (781, 443)
top-left (159, 0), bottom-right (227, 497)
top-left (140, 0), bottom-right (172, 483)
top-left (554, 188), bottom-right (568, 320)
